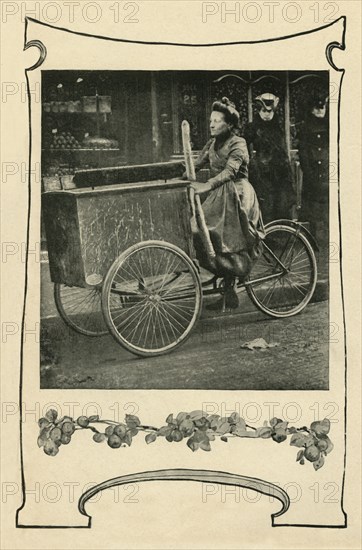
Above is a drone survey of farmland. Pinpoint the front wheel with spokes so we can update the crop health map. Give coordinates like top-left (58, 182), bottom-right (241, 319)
top-left (246, 224), bottom-right (317, 318)
top-left (101, 241), bottom-right (203, 357)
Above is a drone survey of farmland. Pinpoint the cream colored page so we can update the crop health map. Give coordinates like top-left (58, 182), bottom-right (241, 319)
top-left (1, 1), bottom-right (361, 549)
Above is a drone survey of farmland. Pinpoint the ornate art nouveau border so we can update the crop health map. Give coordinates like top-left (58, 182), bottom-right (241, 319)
top-left (16, 16), bottom-right (347, 529)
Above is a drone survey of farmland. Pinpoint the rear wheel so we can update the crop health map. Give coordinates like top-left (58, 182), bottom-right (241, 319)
top-left (102, 241), bottom-right (202, 357)
top-left (54, 284), bottom-right (109, 337)
top-left (246, 224), bottom-right (317, 318)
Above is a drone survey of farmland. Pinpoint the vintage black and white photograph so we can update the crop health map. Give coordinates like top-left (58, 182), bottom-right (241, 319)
top-left (4, 4), bottom-right (360, 543)
top-left (40, 69), bottom-right (330, 390)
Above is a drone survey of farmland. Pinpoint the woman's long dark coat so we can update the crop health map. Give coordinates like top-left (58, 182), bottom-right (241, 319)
top-left (244, 115), bottom-right (295, 222)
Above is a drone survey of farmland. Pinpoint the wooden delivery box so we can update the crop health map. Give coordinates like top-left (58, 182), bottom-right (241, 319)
top-left (42, 179), bottom-right (193, 288)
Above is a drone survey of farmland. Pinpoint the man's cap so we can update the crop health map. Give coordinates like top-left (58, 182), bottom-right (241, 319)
top-left (309, 88), bottom-right (329, 109)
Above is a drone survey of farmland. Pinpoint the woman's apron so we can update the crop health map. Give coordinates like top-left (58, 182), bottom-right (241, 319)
top-left (194, 179), bottom-right (264, 279)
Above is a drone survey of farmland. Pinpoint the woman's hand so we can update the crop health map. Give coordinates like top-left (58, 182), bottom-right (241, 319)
top-left (190, 181), bottom-right (212, 198)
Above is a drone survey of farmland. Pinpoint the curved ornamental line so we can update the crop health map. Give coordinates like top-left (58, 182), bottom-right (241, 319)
top-left (78, 468), bottom-right (290, 526)
top-left (35, 410), bottom-right (335, 529)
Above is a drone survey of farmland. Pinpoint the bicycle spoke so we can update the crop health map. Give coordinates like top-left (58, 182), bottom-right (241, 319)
top-left (110, 295), bottom-right (148, 323)
top-left (158, 300), bottom-right (188, 332)
top-left (136, 304), bottom-right (155, 347)
top-left (247, 226), bottom-right (316, 316)
top-left (160, 299), bottom-right (193, 324)
top-left (61, 290), bottom-right (97, 310)
top-left (162, 299), bottom-right (195, 313)
top-left (56, 285), bottom-right (107, 336)
top-left (157, 257), bottom-right (177, 294)
top-left (160, 272), bottom-right (191, 297)
top-left (262, 277), bottom-right (280, 307)
top-left (153, 306), bottom-right (167, 348)
top-left (112, 297), bottom-right (149, 328)
top-left (156, 302), bottom-right (181, 341)
top-left (123, 302), bottom-right (153, 342)
top-left (103, 244), bottom-right (201, 355)
top-left (285, 276), bottom-right (309, 297)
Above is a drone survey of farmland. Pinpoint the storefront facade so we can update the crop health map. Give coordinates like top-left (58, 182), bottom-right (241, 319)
top-left (41, 69), bottom-right (329, 175)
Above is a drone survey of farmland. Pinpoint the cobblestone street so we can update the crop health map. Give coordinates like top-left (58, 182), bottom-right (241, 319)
top-left (41, 300), bottom-right (329, 390)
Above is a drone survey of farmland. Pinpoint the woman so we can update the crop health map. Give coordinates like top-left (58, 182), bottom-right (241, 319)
top-left (190, 97), bottom-right (263, 309)
top-left (244, 93), bottom-right (295, 222)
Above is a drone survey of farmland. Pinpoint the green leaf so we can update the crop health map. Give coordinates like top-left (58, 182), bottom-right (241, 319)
top-left (125, 414), bottom-right (140, 427)
top-left (230, 426), bottom-right (249, 437)
top-left (310, 418), bottom-right (330, 436)
top-left (124, 431), bottom-right (132, 446)
top-left (178, 418), bottom-right (194, 436)
top-left (228, 412), bottom-right (240, 424)
top-left (208, 414), bottom-right (221, 428)
top-left (88, 415), bottom-right (99, 422)
top-left (166, 413), bottom-right (174, 424)
top-left (235, 418), bottom-right (246, 431)
top-left (194, 417), bottom-right (210, 430)
top-left (145, 432), bottom-right (157, 444)
top-left (270, 417), bottom-right (283, 428)
top-left (189, 410), bottom-right (205, 420)
top-left (296, 449), bottom-right (304, 462)
top-left (313, 454), bottom-right (325, 471)
top-left (158, 426), bottom-right (173, 437)
top-left (45, 409), bottom-right (58, 423)
top-left (242, 430), bottom-right (258, 438)
top-left (290, 433), bottom-right (308, 448)
top-left (192, 429), bottom-right (209, 444)
top-left (187, 437), bottom-right (199, 452)
top-left (257, 427), bottom-right (273, 439)
top-left (200, 440), bottom-right (211, 452)
top-left (215, 420), bottom-right (231, 435)
top-left (274, 421), bottom-right (288, 431)
top-left (220, 436), bottom-right (228, 443)
top-left (206, 430), bottom-right (216, 441)
top-left (324, 437), bottom-right (334, 455)
top-left (304, 434), bottom-right (317, 447)
top-left (272, 430), bottom-right (287, 443)
top-left (176, 412), bottom-right (189, 423)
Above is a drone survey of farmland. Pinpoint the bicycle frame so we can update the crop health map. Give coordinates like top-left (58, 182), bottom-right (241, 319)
top-left (108, 220), bottom-right (312, 305)
top-left (265, 218), bottom-right (319, 252)
top-left (108, 234), bottom-right (290, 303)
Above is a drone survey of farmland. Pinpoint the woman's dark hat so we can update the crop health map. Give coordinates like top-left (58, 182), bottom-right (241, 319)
top-left (254, 93), bottom-right (280, 112)
top-left (212, 97), bottom-right (240, 127)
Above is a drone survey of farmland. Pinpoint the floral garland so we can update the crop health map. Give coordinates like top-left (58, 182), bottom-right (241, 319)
top-left (38, 409), bottom-right (333, 470)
